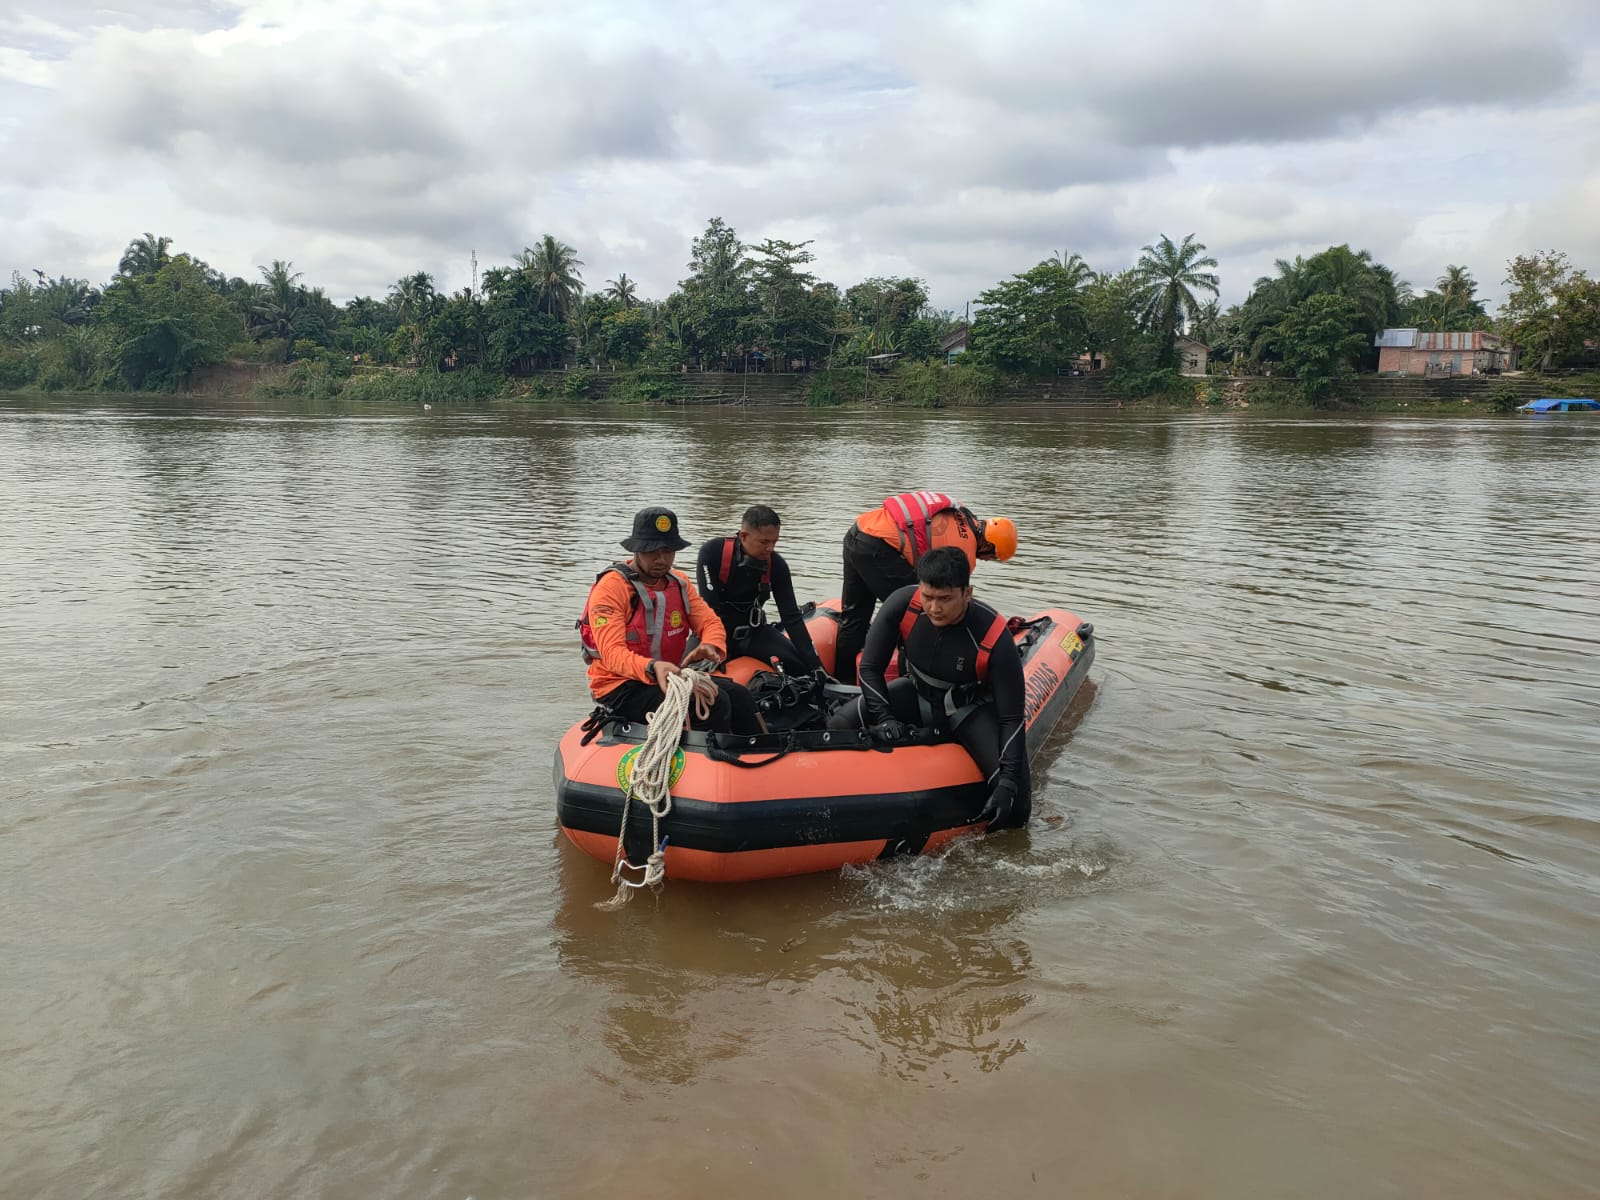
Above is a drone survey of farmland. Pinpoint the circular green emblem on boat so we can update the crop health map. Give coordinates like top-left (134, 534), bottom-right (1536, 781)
top-left (616, 746), bottom-right (685, 792)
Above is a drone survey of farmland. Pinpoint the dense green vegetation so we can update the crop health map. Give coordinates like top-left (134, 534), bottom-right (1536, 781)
top-left (2, 222), bottom-right (1597, 409)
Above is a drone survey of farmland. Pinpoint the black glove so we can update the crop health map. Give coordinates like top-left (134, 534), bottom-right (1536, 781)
top-left (870, 719), bottom-right (908, 745)
top-left (975, 778), bottom-right (1018, 830)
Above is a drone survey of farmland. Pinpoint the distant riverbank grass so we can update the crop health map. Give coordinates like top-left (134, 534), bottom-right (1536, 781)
top-left (897, 361), bottom-right (998, 407)
top-left (1227, 378), bottom-right (1304, 410)
top-left (805, 362), bottom-right (998, 408)
top-left (251, 362), bottom-right (508, 404)
top-left (602, 369), bottom-right (691, 403)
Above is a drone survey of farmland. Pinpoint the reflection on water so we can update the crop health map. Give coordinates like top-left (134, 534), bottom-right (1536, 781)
top-left (551, 835), bottom-right (1126, 1088)
top-left (3, 395), bottom-right (1599, 1198)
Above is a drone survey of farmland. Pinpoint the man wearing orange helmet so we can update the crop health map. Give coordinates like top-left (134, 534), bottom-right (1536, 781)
top-left (833, 490), bottom-right (1017, 685)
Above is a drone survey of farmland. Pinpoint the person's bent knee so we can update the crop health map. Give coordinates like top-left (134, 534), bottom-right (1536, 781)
top-left (715, 678), bottom-right (763, 736)
top-left (701, 689), bottom-right (734, 733)
top-left (827, 698), bottom-right (866, 731)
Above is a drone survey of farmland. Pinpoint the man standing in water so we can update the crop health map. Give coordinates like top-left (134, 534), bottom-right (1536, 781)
top-left (828, 546), bottom-right (1031, 830)
top-left (695, 505), bottom-right (826, 677)
top-left (578, 506), bottom-right (762, 734)
top-left (833, 490), bottom-right (1017, 684)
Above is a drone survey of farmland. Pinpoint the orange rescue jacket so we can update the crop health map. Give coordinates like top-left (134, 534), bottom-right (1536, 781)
top-left (580, 564), bottom-right (728, 699)
top-left (856, 504), bottom-right (981, 570)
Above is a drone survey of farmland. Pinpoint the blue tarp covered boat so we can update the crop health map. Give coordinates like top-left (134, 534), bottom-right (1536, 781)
top-left (1517, 397), bottom-right (1600, 413)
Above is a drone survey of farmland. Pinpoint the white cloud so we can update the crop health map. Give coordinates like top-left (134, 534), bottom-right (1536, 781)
top-left (0, 46), bottom-right (57, 87)
top-left (910, 0), bottom-right (1580, 146)
top-left (2, 0), bottom-right (1598, 316)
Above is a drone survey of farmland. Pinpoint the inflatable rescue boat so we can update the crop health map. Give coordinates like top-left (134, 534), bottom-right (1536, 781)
top-left (555, 601), bottom-right (1094, 883)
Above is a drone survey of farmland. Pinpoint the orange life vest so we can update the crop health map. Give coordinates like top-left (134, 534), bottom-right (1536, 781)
top-left (577, 563), bottom-right (691, 666)
top-left (883, 491), bottom-right (957, 560)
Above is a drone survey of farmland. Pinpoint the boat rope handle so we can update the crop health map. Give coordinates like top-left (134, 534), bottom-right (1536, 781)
top-left (705, 734), bottom-right (795, 769)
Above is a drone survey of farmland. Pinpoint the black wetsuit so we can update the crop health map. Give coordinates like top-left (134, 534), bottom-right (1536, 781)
top-left (834, 525), bottom-right (920, 684)
top-left (695, 536), bottom-right (824, 676)
top-left (828, 585), bottom-right (1032, 826)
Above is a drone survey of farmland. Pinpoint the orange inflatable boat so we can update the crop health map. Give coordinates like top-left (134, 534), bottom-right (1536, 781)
top-left (555, 601), bottom-right (1094, 883)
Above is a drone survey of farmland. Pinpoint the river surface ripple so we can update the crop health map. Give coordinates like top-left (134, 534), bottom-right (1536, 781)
top-left (2, 395), bottom-right (1597, 1198)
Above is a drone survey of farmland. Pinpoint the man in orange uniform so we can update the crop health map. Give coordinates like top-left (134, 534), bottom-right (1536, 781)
top-left (833, 491), bottom-right (1017, 684)
top-left (578, 506), bottom-right (762, 734)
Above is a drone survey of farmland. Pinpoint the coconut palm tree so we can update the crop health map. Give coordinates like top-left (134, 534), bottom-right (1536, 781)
top-left (517, 236), bottom-right (584, 323)
top-left (117, 233), bottom-right (172, 278)
top-left (1425, 264), bottom-right (1487, 329)
top-left (1133, 233), bottom-right (1220, 359)
top-left (1189, 298), bottom-right (1223, 346)
top-left (247, 260), bottom-right (305, 354)
top-left (1044, 250), bottom-right (1096, 291)
top-left (343, 296), bottom-right (385, 329)
top-left (1436, 265), bottom-right (1477, 311)
top-left (260, 259), bottom-right (301, 305)
top-left (605, 273), bottom-right (638, 308)
top-left (387, 273), bottom-right (438, 326)
top-left (387, 273), bottom-right (439, 356)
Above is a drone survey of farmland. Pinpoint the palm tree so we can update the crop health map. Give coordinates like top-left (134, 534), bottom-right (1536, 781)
top-left (39, 277), bottom-right (97, 327)
top-left (1436, 265), bottom-right (1477, 311)
top-left (605, 273), bottom-right (638, 308)
top-left (1300, 244), bottom-right (1400, 336)
top-left (1133, 233), bottom-right (1220, 358)
top-left (1426, 264), bottom-right (1486, 329)
top-left (1045, 250), bottom-right (1096, 290)
top-left (517, 236), bottom-right (584, 322)
top-left (343, 296), bottom-right (383, 327)
top-left (260, 260), bottom-right (301, 305)
top-left (387, 273), bottom-right (438, 326)
top-left (1189, 298), bottom-right (1223, 346)
top-left (118, 233), bottom-right (172, 278)
top-left (387, 273), bottom-right (438, 356)
top-left (1236, 258), bottom-right (1307, 365)
top-left (247, 260), bottom-right (304, 355)
top-left (1240, 246), bottom-right (1407, 366)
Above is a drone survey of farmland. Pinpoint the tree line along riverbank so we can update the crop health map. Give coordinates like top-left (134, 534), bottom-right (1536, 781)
top-left (6, 224), bottom-right (1597, 409)
top-left (128, 360), bottom-right (1595, 414)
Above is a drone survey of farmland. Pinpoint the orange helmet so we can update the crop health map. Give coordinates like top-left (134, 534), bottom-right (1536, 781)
top-left (982, 516), bottom-right (1017, 562)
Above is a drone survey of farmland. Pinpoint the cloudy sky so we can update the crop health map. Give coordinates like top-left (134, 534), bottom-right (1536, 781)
top-left (3, 0), bottom-right (1598, 313)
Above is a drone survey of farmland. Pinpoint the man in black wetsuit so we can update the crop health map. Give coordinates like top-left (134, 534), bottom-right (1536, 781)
top-left (695, 505), bottom-right (827, 677)
top-left (827, 545), bottom-right (1031, 830)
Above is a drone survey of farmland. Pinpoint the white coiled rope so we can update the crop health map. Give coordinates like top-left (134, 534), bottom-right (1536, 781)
top-left (595, 663), bottom-right (715, 911)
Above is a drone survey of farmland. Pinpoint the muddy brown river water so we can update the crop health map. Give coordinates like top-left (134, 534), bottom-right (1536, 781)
top-left (2, 395), bottom-right (1596, 1198)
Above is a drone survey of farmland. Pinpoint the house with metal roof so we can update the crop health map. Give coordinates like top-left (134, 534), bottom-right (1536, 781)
top-left (1374, 328), bottom-right (1515, 377)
